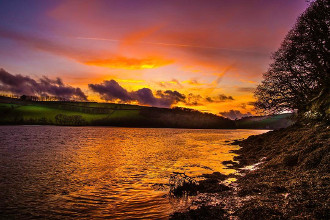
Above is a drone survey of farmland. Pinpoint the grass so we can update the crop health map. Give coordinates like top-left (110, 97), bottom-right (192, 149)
top-left (0, 97), bottom-right (293, 128)
top-left (0, 103), bottom-right (142, 124)
top-left (67, 102), bottom-right (143, 109)
top-left (235, 113), bottom-right (293, 129)
top-left (0, 99), bottom-right (235, 128)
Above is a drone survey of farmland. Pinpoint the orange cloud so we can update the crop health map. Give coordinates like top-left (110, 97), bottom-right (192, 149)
top-left (116, 79), bottom-right (145, 83)
top-left (84, 56), bottom-right (173, 70)
top-left (156, 79), bottom-right (184, 89)
top-left (121, 25), bottom-right (164, 47)
top-left (239, 79), bottom-right (257, 84)
top-left (183, 79), bottom-right (205, 86)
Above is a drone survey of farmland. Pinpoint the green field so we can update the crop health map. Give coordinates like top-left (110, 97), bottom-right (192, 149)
top-left (0, 102), bottom-right (142, 125)
top-left (235, 113), bottom-right (293, 129)
top-left (0, 97), bottom-right (293, 129)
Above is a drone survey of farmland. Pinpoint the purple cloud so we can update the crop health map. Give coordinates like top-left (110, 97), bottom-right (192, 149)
top-left (206, 94), bottom-right (234, 103)
top-left (219, 110), bottom-right (253, 120)
top-left (89, 80), bottom-right (185, 108)
top-left (0, 68), bottom-right (87, 100)
top-left (88, 80), bottom-right (132, 102)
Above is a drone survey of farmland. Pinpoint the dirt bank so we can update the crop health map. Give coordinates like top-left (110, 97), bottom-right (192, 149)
top-left (170, 123), bottom-right (329, 219)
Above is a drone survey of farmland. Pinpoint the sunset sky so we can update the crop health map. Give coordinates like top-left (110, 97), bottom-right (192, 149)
top-left (0, 0), bottom-right (309, 116)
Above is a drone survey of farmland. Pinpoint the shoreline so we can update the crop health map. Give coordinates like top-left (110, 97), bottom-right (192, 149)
top-left (170, 123), bottom-right (329, 219)
top-left (0, 124), bottom-right (272, 131)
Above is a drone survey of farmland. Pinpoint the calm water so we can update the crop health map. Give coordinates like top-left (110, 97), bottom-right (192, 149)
top-left (0, 126), bottom-right (267, 219)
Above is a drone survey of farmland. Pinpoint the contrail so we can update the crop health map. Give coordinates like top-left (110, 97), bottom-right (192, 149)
top-left (76, 37), bottom-right (258, 53)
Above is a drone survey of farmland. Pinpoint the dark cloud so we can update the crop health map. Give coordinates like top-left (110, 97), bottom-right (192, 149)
top-left (184, 93), bottom-right (203, 106)
top-left (88, 80), bottom-right (131, 102)
top-left (133, 88), bottom-right (158, 105)
top-left (218, 94), bottom-right (234, 101)
top-left (161, 90), bottom-right (185, 101)
top-left (0, 68), bottom-right (87, 100)
top-left (240, 102), bottom-right (255, 109)
top-left (184, 93), bottom-right (235, 106)
top-left (134, 89), bottom-right (185, 107)
top-left (89, 80), bottom-right (185, 108)
top-left (206, 94), bottom-right (234, 103)
top-left (205, 97), bottom-right (213, 102)
top-left (219, 110), bottom-right (253, 120)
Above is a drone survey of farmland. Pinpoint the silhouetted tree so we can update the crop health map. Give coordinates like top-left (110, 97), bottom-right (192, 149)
top-left (255, 0), bottom-right (329, 114)
top-left (20, 95), bottom-right (27, 101)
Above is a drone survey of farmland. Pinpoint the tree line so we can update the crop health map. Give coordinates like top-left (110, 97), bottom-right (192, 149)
top-left (254, 0), bottom-right (329, 121)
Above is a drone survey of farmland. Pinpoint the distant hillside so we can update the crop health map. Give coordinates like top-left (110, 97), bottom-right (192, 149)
top-left (235, 113), bottom-right (294, 129)
top-left (0, 96), bottom-right (234, 129)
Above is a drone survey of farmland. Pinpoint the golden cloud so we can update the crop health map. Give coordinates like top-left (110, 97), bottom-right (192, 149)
top-left (183, 79), bottom-right (205, 86)
top-left (84, 56), bottom-right (173, 69)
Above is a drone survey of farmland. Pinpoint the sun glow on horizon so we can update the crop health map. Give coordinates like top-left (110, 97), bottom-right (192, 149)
top-left (0, 0), bottom-right (309, 116)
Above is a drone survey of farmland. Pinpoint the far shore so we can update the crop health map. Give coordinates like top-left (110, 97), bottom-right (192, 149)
top-left (0, 124), bottom-right (274, 130)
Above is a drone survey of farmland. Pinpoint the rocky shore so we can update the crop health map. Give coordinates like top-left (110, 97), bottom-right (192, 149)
top-left (170, 123), bottom-right (329, 219)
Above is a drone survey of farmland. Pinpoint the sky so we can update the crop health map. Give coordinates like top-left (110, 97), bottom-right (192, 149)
top-left (0, 0), bottom-right (309, 117)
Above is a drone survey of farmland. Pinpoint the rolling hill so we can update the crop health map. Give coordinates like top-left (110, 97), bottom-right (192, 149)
top-left (0, 96), bottom-right (293, 129)
top-left (0, 96), bottom-right (234, 129)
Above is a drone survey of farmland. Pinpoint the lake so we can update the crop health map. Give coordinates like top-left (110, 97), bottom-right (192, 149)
top-left (0, 126), bottom-right (267, 219)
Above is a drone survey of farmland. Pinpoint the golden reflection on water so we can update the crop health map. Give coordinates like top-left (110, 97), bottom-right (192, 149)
top-left (0, 126), bottom-right (267, 219)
